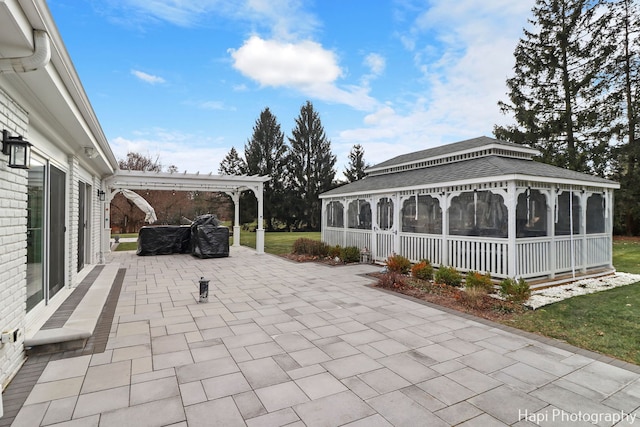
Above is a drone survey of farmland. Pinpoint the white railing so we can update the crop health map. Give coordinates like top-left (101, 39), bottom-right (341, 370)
top-left (517, 237), bottom-right (551, 279)
top-left (586, 234), bottom-right (610, 267)
top-left (345, 229), bottom-right (372, 249)
top-left (323, 228), bottom-right (372, 251)
top-left (447, 236), bottom-right (509, 277)
top-left (400, 234), bottom-right (442, 265)
top-left (555, 236), bottom-right (583, 273)
top-left (323, 226), bottom-right (612, 279)
top-left (323, 228), bottom-right (344, 246)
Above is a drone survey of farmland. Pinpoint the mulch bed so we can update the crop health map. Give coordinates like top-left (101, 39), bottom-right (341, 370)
top-left (282, 252), bottom-right (527, 322)
top-left (372, 273), bottom-right (527, 322)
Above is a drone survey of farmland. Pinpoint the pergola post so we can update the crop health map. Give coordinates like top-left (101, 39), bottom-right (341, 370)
top-left (228, 191), bottom-right (241, 247)
top-left (255, 183), bottom-right (265, 255)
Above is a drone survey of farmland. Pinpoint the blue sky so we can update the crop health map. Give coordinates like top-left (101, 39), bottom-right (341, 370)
top-left (48, 0), bottom-right (535, 176)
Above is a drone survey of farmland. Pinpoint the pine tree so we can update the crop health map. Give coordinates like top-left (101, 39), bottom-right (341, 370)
top-left (218, 147), bottom-right (247, 175)
top-left (244, 108), bottom-right (288, 230)
top-left (288, 101), bottom-right (337, 230)
top-left (494, 0), bottom-right (615, 174)
top-left (344, 144), bottom-right (368, 183)
top-left (608, 0), bottom-right (640, 233)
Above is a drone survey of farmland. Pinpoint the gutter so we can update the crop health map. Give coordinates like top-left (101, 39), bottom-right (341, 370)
top-left (0, 30), bottom-right (51, 73)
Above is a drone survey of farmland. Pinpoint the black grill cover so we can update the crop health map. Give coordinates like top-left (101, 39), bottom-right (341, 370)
top-left (136, 226), bottom-right (191, 256)
top-left (191, 224), bottom-right (230, 258)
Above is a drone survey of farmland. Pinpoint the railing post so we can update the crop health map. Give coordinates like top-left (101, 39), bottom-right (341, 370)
top-left (507, 181), bottom-right (517, 278)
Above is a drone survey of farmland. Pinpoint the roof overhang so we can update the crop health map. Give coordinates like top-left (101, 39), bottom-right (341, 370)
top-left (106, 170), bottom-right (271, 194)
top-left (320, 173), bottom-right (619, 199)
top-left (0, 0), bottom-right (118, 176)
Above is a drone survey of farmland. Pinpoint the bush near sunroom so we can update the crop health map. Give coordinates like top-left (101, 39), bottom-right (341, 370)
top-left (340, 246), bottom-right (361, 263)
top-left (378, 271), bottom-right (407, 289)
top-left (385, 254), bottom-right (412, 274)
top-left (435, 266), bottom-right (463, 287)
top-left (292, 238), bottom-right (328, 257)
top-left (411, 260), bottom-right (434, 281)
top-left (327, 245), bottom-right (341, 259)
top-left (499, 277), bottom-right (531, 303)
top-left (465, 271), bottom-right (494, 292)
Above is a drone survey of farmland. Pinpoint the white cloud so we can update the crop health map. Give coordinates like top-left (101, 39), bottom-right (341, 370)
top-left (104, 0), bottom-right (318, 36)
top-left (334, 0), bottom-right (536, 166)
top-left (364, 53), bottom-right (385, 76)
top-left (131, 70), bottom-right (166, 84)
top-left (110, 129), bottom-right (228, 173)
top-left (229, 36), bottom-right (378, 110)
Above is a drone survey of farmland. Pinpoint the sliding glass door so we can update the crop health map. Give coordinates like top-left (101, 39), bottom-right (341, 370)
top-left (26, 159), bottom-right (45, 311)
top-left (26, 159), bottom-right (67, 312)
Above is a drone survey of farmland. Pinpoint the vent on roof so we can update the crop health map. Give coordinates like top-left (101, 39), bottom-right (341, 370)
top-left (368, 147), bottom-right (533, 177)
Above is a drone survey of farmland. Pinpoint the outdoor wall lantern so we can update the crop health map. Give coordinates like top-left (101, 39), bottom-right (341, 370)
top-left (97, 189), bottom-right (106, 201)
top-left (2, 130), bottom-right (32, 169)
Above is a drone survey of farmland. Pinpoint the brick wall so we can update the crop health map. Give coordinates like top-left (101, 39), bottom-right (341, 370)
top-left (0, 88), bottom-right (29, 389)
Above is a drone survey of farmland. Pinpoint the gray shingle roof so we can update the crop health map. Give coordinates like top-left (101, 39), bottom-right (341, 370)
top-left (322, 155), bottom-right (617, 197)
top-left (367, 136), bottom-right (532, 171)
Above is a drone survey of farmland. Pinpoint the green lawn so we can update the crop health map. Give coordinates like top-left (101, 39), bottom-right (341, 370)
top-left (240, 231), bottom-right (321, 255)
top-left (113, 231), bottom-right (322, 254)
top-left (505, 237), bottom-right (640, 364)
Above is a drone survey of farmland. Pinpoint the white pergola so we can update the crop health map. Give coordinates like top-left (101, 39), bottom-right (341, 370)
top-left (102, 170), bottom-right (270, 259)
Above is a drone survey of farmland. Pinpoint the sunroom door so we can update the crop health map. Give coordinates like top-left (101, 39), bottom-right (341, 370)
top-left (374, 197), bottom-right (395, 261)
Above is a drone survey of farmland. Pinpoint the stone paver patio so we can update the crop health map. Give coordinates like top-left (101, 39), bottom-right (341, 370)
top-left (7, 246), bottom-right (640, 426)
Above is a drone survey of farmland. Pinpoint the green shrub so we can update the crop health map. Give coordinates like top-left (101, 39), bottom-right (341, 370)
top-left (465, 271), bottom-right (494, 292)
top-left (499, 277), bottom-right (531, 303)
top-left (340, 246), bottom-right (361, 263)
top-left (328, 245), bottom-right (341, 259)
top-left (435, 266), bottom-right (463, 287)
top-left (411, 260), bottom-right (433, 281)
top-left (385, 254), bottom-right (411, 274)
top-left (292, 238), bottom-right (329, 256)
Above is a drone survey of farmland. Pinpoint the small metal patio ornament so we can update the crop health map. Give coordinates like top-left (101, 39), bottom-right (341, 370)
top-left (199, 277), bottom-right (209, 303)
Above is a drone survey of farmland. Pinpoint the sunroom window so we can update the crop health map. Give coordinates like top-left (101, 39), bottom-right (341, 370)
top-left (586, 193), bottom-right (605, 234)
top-left (347, 199), bottom-right (372, 229)
top-left (516, 189), bottom-right (548, 237)
top-left (402, 195), bottom-right (442, 234)
top-left (449, 190), bottom-right (508, 238)
top-left (326, 201), bottom-right (344, 228)
top-left (555, 191), bottom-right (581, 235)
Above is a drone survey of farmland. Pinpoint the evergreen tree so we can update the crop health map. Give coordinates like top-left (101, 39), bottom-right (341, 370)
top-left (494, 0), bottom-right (615, 174)
top-left (288, 100), bottom-right (337, 230)
top-left (244, 108), bottom-right (288, 230)
top-left (218, 147), bottom-right (247, 175)
top-left (344, 144), bottom-right (368, 183)
top-left (608, 0), bottom-right (640, 234)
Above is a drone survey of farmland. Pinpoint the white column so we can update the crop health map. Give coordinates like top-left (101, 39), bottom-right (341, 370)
top-left (255, 183), bottom-right (265, 254)
top-left (393, 193), bottom-right (401, 255)
top-left (370, 197), bottom-right (378, 261)
top-left (226, 191), bottom-right (241, 247)
top-left (507, 181), bottom-right (517, 278)
top-left (580, 189), bottom-right (587, 273)
top-left (440, 192), bottom-right (449, 267)
top-left (342, 199), bottom-right (348, 247)
top-left (549, 187), bottom-right (556, 279)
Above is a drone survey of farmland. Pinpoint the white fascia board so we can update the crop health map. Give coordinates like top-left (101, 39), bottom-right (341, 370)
top-left (320, 173), bottom-right (618, 199)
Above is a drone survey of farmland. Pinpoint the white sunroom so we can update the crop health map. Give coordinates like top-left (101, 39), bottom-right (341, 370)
top-left (320, 136), bottom-right (619, 282)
